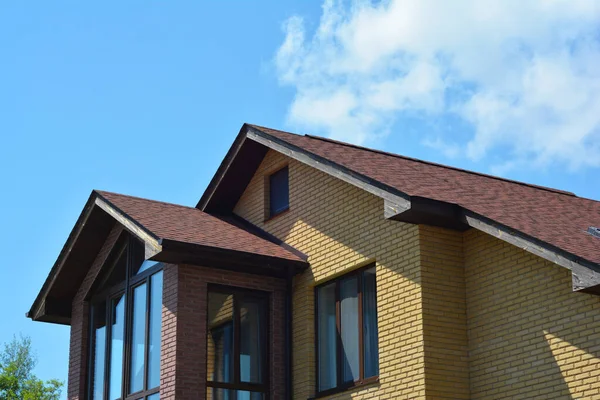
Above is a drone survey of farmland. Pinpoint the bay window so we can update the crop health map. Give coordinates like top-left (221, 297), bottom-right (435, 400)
top-left (88, 236), bottom-right (163, 400)
top-left (315, 265), bottom-right (379, 395)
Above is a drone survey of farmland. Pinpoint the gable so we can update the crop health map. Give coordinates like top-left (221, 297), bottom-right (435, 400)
top-left (200, 124), bottom-right (600, 294)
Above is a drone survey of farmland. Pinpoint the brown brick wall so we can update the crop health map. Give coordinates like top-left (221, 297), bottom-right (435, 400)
top-left (162, 264), bottom-right (286, 400)
top-left (68, 224), bottom-right (123, 400)
top-left (160, 263), bottom-right (178, 399)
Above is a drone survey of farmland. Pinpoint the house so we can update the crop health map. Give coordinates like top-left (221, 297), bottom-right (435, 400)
top-left (29, 123), bottom-right (600, 400)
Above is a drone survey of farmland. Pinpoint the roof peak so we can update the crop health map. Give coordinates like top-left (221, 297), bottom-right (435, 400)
top-left (248, 124), bottom-right (576, 197)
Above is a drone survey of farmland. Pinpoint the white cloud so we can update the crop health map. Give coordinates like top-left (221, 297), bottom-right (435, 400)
top-left (274, 0), bottom-right (600, 171)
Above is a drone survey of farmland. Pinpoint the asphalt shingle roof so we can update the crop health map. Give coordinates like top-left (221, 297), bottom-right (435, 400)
top-left (96, 190), bottom-right (304, 263)
top-left (250, 125), bottom-right (600, 266)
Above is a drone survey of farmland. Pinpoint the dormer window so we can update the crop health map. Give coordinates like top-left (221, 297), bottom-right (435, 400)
top-left (268, 166), bottom-right (289, 218)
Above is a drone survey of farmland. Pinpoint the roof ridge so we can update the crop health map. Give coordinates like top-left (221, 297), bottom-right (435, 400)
top-left (302, 134), bottom-right (577, 197)
top-left (95, 190), bottom-right (201, 211)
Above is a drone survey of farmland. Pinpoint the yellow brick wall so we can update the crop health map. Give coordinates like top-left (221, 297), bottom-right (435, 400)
top-left (234, 150), bottom-right (426, 399)
top-left (464, 229), bottom-right (600, 399)
top-left (419, 226), bottom-right (470, 399)
top-left (232, 148), bottom-right (600, 399)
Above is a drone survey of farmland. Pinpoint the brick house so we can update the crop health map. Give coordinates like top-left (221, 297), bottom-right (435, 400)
top-left (29, 123), bottom-right (600, 399)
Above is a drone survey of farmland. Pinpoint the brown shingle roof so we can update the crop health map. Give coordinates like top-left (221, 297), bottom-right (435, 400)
top-left (96, 190), bottom-right (304, 263)
top-left (249, 125), bottom-right (600, 266)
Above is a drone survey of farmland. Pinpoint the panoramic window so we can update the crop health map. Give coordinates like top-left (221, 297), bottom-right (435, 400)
top-left (88, 236), bottom-right (163, 400)
top-left (207, 286), bottom-right (269, 400)
top-left (315, 265), bottom-right (379, 395)
top-left (268, 166), bottom-right (289, 218)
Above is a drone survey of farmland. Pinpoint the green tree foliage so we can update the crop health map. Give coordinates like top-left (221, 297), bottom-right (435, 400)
top-left (0, 335), bottom-right (63, 400)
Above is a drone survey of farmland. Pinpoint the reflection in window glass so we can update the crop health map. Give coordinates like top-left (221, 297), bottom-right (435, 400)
top-left (340, 276), bottom-right (359, 382)
top-left (207, 292), bottom-right (234, 383)
top-left (315, 265), bottom-right (380, 393)
top-left (317, 283), bottom-right (337, 391)
top-left (109, 295), bottom-right (125, 400)
top-left (130, 284), bottom-right (147, 394)
top-left (136, 260), bottom-right (160, 275)
top-left (88, 237), bottom-right (164, 400)
top-left (148, 271), bottom-right (163, 389)
top-left (363, 267), bottom-right (379, 378)
top-left (207, 288), bottom-right (268, 398)
top-left (240, 297), bottom-right (265, 384)
top-left (207, 387), bottom-right (264, 400)
top-left (269, 166), bottom-right (289, 216)
top-left (91, 301), bottom-right (106, 400)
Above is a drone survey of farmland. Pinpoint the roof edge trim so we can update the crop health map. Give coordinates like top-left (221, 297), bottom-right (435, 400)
top-left (197, 124), bottom-right (249, 210)
top-left (463, 210), bottom-right (600, 293)
top-left (27, 192), bottom-right (99, 321)
top-left (94, 193), bottom-right (162, 258)
top-left (246, 125), bottom-right (411, 212)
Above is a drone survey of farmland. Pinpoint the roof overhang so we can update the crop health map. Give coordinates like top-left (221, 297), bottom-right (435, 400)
top-left (29, 191), bottom-right (308, 325)
top-left (199, 124), bottom-right (600, 295)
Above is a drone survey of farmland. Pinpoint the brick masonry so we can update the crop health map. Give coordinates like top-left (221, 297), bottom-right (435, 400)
top-left (162, 264), bottom-right (286, 399)
top-left (233, 149), bottom-right (600, 399)
top-left (234, 150), bottom-right (427, 399)
top-left (66, 147), bottom-right (600, 400)
top-left (464, 229), bottom-right (600, 399)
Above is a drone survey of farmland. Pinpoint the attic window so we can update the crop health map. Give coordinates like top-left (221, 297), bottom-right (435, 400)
top-left (588, 227), bottom-right (600, 239)
top-left (269, 166), bottom-right (289, 218)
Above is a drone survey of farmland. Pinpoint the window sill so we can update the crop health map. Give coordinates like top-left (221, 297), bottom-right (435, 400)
top-left (309, 377), bottom-right (380, 399)
top-left (264, 207), bottom-right (290, 223)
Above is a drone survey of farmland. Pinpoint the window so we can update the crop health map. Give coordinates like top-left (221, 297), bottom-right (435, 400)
top-left (88, 236), bottom-right (163, 400)
top-left (315, 265), bottom-right (379, 395)
top-left (268, 166), bottom-right (289, 218)
top-left (207, 286), bottom-right (269, 400)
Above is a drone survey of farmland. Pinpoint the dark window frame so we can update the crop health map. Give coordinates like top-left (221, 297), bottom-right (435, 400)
top-left (87, 234), bottom-right (164, 400)
top-left (267, 166), bottom-right (289, 219)
top-left (206, 284), bottom-right (271, 399)
top-left (314, 264), bottom-right (379, 398)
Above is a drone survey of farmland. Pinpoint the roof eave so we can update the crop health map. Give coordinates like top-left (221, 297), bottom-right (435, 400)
top-left (200, 124), bottom-right (600, 295)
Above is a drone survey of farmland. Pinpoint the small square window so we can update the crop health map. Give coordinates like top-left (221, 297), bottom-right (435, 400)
top-left (269, 166), bottom-right (289, 217)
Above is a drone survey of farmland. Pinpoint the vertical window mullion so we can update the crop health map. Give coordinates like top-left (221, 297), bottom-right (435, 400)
top-left (103, 300), bottom-right (110, 400)
top-left (335, 281), bottom-right (342, 389)
top-left (122, 243), bottom-right (132, 399)
top-left (143, 277), bottom-right (151, 392)
top-left (358, 272), bottom-right (364, 383)
top-left (87, 306), bottom-right (95, 400)
top-left (233, 294), bottom-right (241, 385)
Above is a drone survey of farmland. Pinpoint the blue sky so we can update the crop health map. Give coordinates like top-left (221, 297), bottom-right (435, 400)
top-left (1, 0), bottom-right (599, 395)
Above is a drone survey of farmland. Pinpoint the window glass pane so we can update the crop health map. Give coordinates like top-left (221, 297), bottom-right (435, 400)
top-left (340, 276), bottom-right (359, 383)
top-left (146, 393), bottom-right (159, 400)
top-left (129, 283), bottom-right (147, 394)
top-left (317, 283), bottom-right (337, 391)
top-left (269, 167), bottom-right (289, 216)
top-left (136, 260), bottom-right (160, 275)
top-left (147, 271), bottom-right (163, 389)
top-left (240, 296), bottom-right (266, 384)
top-left (91, 301), bottom-right (106, 400)
top-left (109, 295), bottom-right (125, 400)
top-left (207, 292), bottom-right (234, 383)
top-left (207, 388), bottom-right (264, 400)
top-left (237, 391), bottom-right (264, 400)
top-left (363, 267), bottom-right (379, 378)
